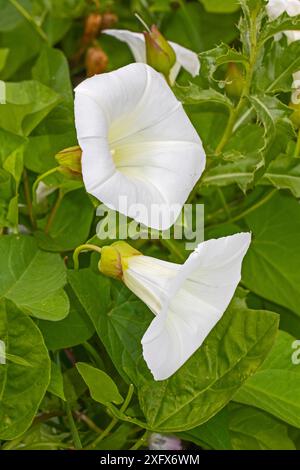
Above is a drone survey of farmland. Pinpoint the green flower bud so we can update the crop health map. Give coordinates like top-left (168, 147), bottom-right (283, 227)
top-left (290, 102), bottom-right (300, 129)
top-left (225, 63), bottom-right (245, 99)
top-left (144, 25), bottom-right (176, 82)
top-left (55, 146), bottom-right (82, 178)
top-left (98, 241), bottom-right (142, 280)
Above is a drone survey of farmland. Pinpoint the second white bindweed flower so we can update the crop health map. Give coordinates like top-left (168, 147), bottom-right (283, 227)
top-left (98, 233), bottom-right (251, 380)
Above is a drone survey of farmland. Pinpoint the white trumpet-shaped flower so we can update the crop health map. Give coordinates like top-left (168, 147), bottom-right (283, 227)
top-left (74, 63), bottom-right (205, 230)
top-left (102, 29), bottom-right (200, 84)
top-left (267, 0), bottom-right (300, 43)
top-left (100, 233), bottom-right (251, 380)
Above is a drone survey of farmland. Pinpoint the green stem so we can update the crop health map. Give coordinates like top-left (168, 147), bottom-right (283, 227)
top-left (86, 384), bottom-right (134, 450)
top-left (65, 401), bottom-right (83, 450)
top-left (130, 431), bottom-right (149, 450)
top-left (215, 10), bottom-right (259, 154)
top-left (32, 167), bottom-right (60, 203)
top-left (82, 341), bottom-right (104, 369)
top-left (215, 105), bottom-right (240, 155)
top-left (73, 244), bottom-right (103, 270)
top-left (45, 190), bottom-right (64, 234)
top-left (74, 411), bottom-right (103, 434)
top-left (8, 0), bottom-right (48, 42)
top-left (53, 351), bottom-right (82, 450)
top-left (294, 128), bottom-right (300, 157)
top-left (226, 189), bottom-right (277, 225)
top-left (134, 12), bottom-right (150, 32)
top-left (217, 187), bottom-right (231, 219)
top-left (206, 189), bottom-right (277, 229)
top-left (23, 168), bottom-right (37, 229)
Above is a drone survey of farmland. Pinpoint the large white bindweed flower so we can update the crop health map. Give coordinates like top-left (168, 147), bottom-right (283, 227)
top-left (102, 29), bottom-right (200, 84)
top-left (99, 233), bottom-right (251, 380)
top-left (74, 63), bottom-right (205, 230)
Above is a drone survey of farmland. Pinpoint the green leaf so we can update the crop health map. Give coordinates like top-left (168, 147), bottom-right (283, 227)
top-left (199, 0), bottom-right (240, 14)
top-left (249, 96), bottom-right (291, 173)
top-left (0, 235), bottom-right (69, 320)
top-left (175, 83), bottom-right (233, 110)
top-left (48, 0), bottom-right (86, 19)
top-left (0, 0), bottom-right (25, 31)
top-left (0, 15), bottom-right (43, 80)
top-left (242, 191), bottom-right (300, 316)
top-left (63, 367), bottom-right (87, 404)
top-left (202, 155), bottom-right (261, 191)
top-left (6, 194), bottom-right (19, 228)
top-left (234, 331), bottom-right (300, 428)
top-left (0, 300), bottom-right (50, 440)
top-left (260, 12), bottom-right (300, 44)
top-left (202, 124), bottom-right (265, 190)
top-left (3, 144), bottom-right (24, 185)
top-left (76, 362), bottom-right (123, 406)
top-left (0, 80), bottom-right (60, 136)
top-left (38, 285), bottom-right (95, 350)
top-left (34, 189), bottom-right (94, 252)
top-left (260, 154), bottom-right (300, 197)
top-left (0, 169), bottom-right (13, 200)
top-left (25, 46), bottom-right (76, 172)
top-left (228, 403), bottom-right (296, 450)
top-left (188, 104), bottom-right (228, 154)
top-left (48, 361), bottom-right (65, 400)
top-left (68, 269), bottom-right (278, 432)
top-left (32, 46), bottom-right (73, 102)
top-left (0, 129), bottom-right (25, 166)
top-left (164, 2), bottom-right (239, 52)
top-left (254, 40), bottom-right (300, 94)
top-left (199, 43), bottom-right (248, 83)
top-left (181, 407), bottom-right (231, 450)
top-left (249, 96), bottom-right (275, 149)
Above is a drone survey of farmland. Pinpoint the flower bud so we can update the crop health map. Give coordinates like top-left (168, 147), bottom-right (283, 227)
top-left (85, 46), bottom-right (108, 77)
top-left (55, 146), bottom-right (82, 178)
top-left (225, 63), bottom-right (245, 99)
top-left (144, 25), bottom-right (176, 81)
top-left (101, 12), bottom-right (118, 30)
top-left (83, 13), bottom-right (102, 45)
top-left (99, 241), bottom-right (141, 280)
top-left (290, 102), bottom-right (300, 129)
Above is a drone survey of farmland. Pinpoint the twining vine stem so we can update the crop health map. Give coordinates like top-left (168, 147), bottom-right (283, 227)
top-left (86, 384), bottom-right (135, 450)
top-left (215, 9), bottom-right (260, 155)
top-left (23, 169), bottom-right (37, 229)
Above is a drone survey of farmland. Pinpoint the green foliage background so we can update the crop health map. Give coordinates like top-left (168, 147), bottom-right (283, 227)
top-left (1, 0), bottom-right (300, 450)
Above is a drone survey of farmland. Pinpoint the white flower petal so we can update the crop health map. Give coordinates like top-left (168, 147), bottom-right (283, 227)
top-left (169, 41), bottom-right (200, 77)
top-left (35, 182), bottom-right (57, 205)
top-left (102, 29), bottom-right (200, 82)
top-left (75, 63), bottom-right (205, 230)
top-left (141, 233), bottom-right (251, 380)
top-left (103, 29), bottom-right (147, 63)
top-left (266, 0), bottom-right (288, 19)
